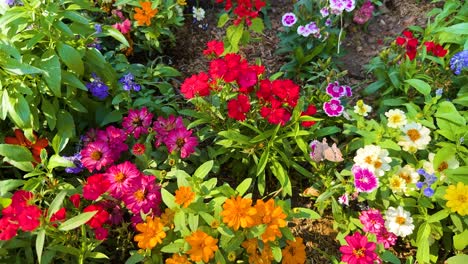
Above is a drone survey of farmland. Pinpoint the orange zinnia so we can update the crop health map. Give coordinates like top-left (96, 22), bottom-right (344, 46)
top-left (165, 253), bottom-right (191, 264)
top-left (242, 238), bottom-right (273, 264)
top-left (4, 129), bottom-right (48, 163)
top-left (185, 230), bottom-right (218, 263)
top-left (221, 196), bottom-right (257, 230)
top-left (175, 186), bottom-right (195, 208)
top-left (254, 199), bottom-right (287, 242)
top-left (134, 217), bottom-right (166, 249)
top-left (134, 1), bottom-right (158, 26)
top-left (282, 237), bottom-right (306, 264)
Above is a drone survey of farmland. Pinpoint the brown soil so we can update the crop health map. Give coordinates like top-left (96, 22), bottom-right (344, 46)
top-left (167, 0), bottom-right (435, 262)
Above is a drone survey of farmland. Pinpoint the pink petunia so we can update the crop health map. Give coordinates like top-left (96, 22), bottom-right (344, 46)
top-left (153, 115), bottom-right (185, 147)
top-left (113, 19), bottom-right (132, 34)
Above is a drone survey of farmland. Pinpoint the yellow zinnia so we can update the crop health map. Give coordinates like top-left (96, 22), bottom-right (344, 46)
top-left (221, 196), bottom-right (257, 230)
top-left (185, 230), bottom-right (218, 263)
top-left (134, 1), bottom-right (158, 26)
top-left (134, 217), bottom-right (166, 249)
top-left (175, 186), bottom-right (196, 208)
top-left (444, 182), bottom-right (468, 216)
top-left (165, 253), bottom-right (191, 264)
top-left (177, 0), bottom-right (187, 5)
top-left (281, 237), bottom-right (306, 264)
top-left (254, 199), bottom-right (287, 242)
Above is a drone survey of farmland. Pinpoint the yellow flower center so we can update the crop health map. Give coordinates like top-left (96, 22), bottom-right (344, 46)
top-left (115, 172), bottom-right (125, 182)
top-left (176, 138), bottom-right (185, 147)
top-left (407, 129), bottom-right (421, 141)
top-left (374, 160), bottom-right (382, 169)
top-left (390, 178), bottom-right (402, 188)
top-left (399, 172), bottom-right (411, 184)
top-left (353, 248), bottom-right (365, 257)
top-left (396, 216), bottom-right (406, 225)
top-left (437, 161), bottom-right (448, 172)
top-left (390, 115), bottom-right (401, 124)
top-left (364, 156), bottom-right (373, 164)
top-left (457, 194), bottom-right (467, 203)
top-left (90, 150), bottom-right (102, 161)
top-left (134, 189), bottom-right (145, 201)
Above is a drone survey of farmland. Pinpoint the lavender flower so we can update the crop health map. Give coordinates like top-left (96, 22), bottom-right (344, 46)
top-left (119, 73), bottom-right (141, 92)
top-left (436, 88), bottom-right (443, 97)
top-left (449, 50), bottom-right (468, 75)
top-left (86, 73), bottom-right (109, 100)
top-left (64, 153), bottom-right (85, 174)
top-left (281, 12), bottom-right (297, 27)
top-left (416, 169), bottom-right (437, 197)
top-left (325, 19), bottom-right (332, 27)
top-left (94, 24), bottom-right (103, 34)
top-left (320, 7), bottom-right (329, 17)
top-left (5, 0), bottom-right (15, 6)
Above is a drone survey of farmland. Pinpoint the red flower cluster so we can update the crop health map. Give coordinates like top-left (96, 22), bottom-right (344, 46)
top-left (424, 41), bottom-right (448, 57)
top-left (83, 173), bottom-right (111, 200)
top-left (0, 190), bottom-right (42, 240)
top-left (203, 40), bottom-right (224, 57)
top-left (182, 40), bottom-right (302, 126)
top-left (216, 0), bottom-right (266, 26)
top-left (396, 30), bottom-right (418, 60)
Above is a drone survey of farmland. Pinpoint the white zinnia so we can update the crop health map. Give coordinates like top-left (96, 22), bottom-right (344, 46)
top-left (353, 100), bottom-right (372, 117)
top-left (353, 145), bottom-right (392, 177)
top-left (385, 109), bottom-right (407, 128)
top-left (385, 206), bottom-right (414, 237)
top-left (192, 7), bottom-right (205, 21)
top-left (426, 153), bottom-right (459, 181)
top-left (388, 174), bottom-right (407, 194)
top-left (398, 122), bottom-right (431, 153)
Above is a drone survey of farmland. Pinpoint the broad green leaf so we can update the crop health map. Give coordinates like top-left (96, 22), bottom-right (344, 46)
top-left (292, 207), bottom-right (321, 219)
top-left (160, 240), bottom-right (185, 253)
top-left (40, 50), bottom-right (61, 97)
top-left (2, 57), bottom-right (44, 75)
top-left (100, 111), bottom-right (122, 126)
top-left (256, 149), bottom-right (269, 177)
top-left (59, 211), bottom-right (97, 231)
top-left (161, 188), bottom-right (177, 209)
top-left (56, 110), bottom-right (75, 139)
top-left (47, 190), bottom-right (67, 219)
top-left (51, 133), bottom-right (69, 154)
top-left (62, 71), bottom-right (87, 91)
top-left (62, 11), bottom-right (89, 24)
top-left (1, 90), bottom-right (9, 120)
top-left (446, 255), bottom-right (468, 264)
top-left (235, 178), bottom-right (252, 196)
top-left (101, 26), bottom-right (129, 47)
top-left (381, 250), bottom-right (401, 264)
top-left (0, 144), bottom-right (33, 162)
top-left (405, 79), bottom-right (431, 95)
top-left (0, 179), bottom-right (24, 196)
top-left (41, 98), bottom-right (57, 131)
top-left (36, 229), bottom-right (45, 264)
top-left (8, 95), bottom-right (31, 128)
top-left (193, 160), bottom-right (213, 180)
top-left (47, 245), bottom-right (80, 257)
top-left (445, 166), bottom-right (468, 184)
top-left (437, 23), bottom-right (468, 35)
top-left (250, 18), bottom-right (264, 33)
top-left (271, 245), bottom-right (282, 262)
top-left (124, 252), bottom-right (145, 264)
top-left (217, 13), bottom-right (229, 27)
top-left (56, 42), bottom-right (84, 76)
top-left (454, 230), bottom-right (468, 250)
top-left (427, 209), bottom-right (449, 223)
top-left (86, 252), bottom-right (109, 259)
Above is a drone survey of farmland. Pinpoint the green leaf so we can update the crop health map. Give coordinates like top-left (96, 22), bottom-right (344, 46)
top-left (2, 57), bottom-right (44, 75)
top-left (235, 178), bottom-right (252, 196)
top-left (8, 95), bottom-right (31, 128)
top-left (56, 42), bottom-right (84, 76)
top-left (315, 126), bottom-right (341, 137)
top-left (160, 240), bottom-right (185, 253)
top-left (62, 71), bottom-right (87, 91)
top-left (100, 111), bottom-right (122, 126)
top-left (41, 99), bottom-right (57, 131)
top-left (437, 23), bottom-right (468, 35)
top-left (47, 245), bottom-right (80, 257)
top-left (226, 24), bottom-right (243, 52)
top-left (124, 252), bottom-right (145, 264)
top-left (416, 223), bottom-right (431, 264)
top-left (446, 167), bottom-right (468, 184)
top-left (161, 188), bottom-right (177, 209)
top-left (56, 110), bottom-right (75, 139)
top-left (217, 13), bottom-right (229, 28)
top-left (0, 144), bottom-right (33, 162)
top-left (292, 207), bottom-right (321, 219)
top-left (256, 149), bottom-right (269, 177)
top-left (381, 250), bottom-right (401, 264)
top-left (193, 160), bottom-right (213, 180)
top-left (40, 50), bottom-right (62, 97)
top-left (47, 190), bottom-right (67, 220)
top-left (47, 154), bottom-right (74, 170)
top-left (446, 255), bottom-right (468, 264)
top-left (101, 26), bottom-right (129, 47)
top-left (51, 133), bottom-right (69, 154)
top-left (85, 252), bottom-right (109, 259)
top-left (250, 18), bottom-right (264, 33)
top-left (0, 179), bottom-right (24, 196)
top-left (454, 230), bottom-right (468, 250)
top-left (427, 209), bottom-right (449, 223)
top-left (59, 211), bottom-right (97, 231)
top-left (271, 245), bottom-right (282, 262)
top-left (36, 229), bottom-right (45, 264)
top-left (405, 79), bottom-right (431, 95)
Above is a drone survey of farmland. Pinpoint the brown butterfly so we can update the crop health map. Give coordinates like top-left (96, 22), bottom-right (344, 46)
top-left (310, 138), bottom-right (343, 162)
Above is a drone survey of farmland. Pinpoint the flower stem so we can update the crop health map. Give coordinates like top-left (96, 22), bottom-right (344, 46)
top-left (337, 14), bottom-right (344, 54)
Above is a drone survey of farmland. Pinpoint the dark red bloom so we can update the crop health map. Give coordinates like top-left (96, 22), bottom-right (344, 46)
top-left (17, 205), bottom-right (42, 231)
top-left (70, 194), bottom-right (81, 208)
top-left (203, 40), bottom-right (224, 57)
top-left (132, 143), bottom-right (146, 155)
top-left (50, 208), bottom-right (67, 224)
top-left (223, 53), bottom-right (244, 82)
top-left (395, 30), bottom-right (419, 61)
top-left (94, 227), bottom-right (108, 240)
top-left (180, 72), bottom-right (211, 99)
top-left (227, 94), bottom-right (251, 121)
top-left (424, 41), bottom-right (447, 57)
top-left (4, 129), bottom-right (48, 163)
top-left (0, 217), bottom-right (18, 241)
top-left (209, 59), bottom-right (228, 79)
top-left (83, 174), bottom-right (110, 200)
top-left (83, 205), bottom-right (109, 229)
top-left (301, 105), bottom-right (317, 127)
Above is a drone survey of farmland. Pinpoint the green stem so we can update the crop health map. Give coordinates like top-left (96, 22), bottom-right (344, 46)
top-left (337, 14), bottom-right (344, 55)
top-left (78, 225), bottom-right (87, 264)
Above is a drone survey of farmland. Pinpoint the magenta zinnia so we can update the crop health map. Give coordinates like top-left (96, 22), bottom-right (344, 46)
top-left (164, 128), bottom-right (198, 159)
top-left (122, 175), bottom-right (162, 215)
top-left (80, 141), bottom-right (113, 172)
top-left (340, 232), bottom-right (379, 264)
top-left (353, 165), bottom-right (379, 193)
top-left (122, 107), bottom-right (154, 139)
top-left (105, 161), bottom-right (141, 198)
top-left (359, 209), bottom-right (385, 234)
top-left (153, 115), bottom-right (185, 147)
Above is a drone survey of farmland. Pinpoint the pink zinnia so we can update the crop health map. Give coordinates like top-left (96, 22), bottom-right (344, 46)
top-left (323, 98), bottom-right (344, 117)
top-left (353, 166), bottom-right (379, 193)
top-left (377, 229), bottom-right (398, 249)
top-left (153, 116), bottom-right (185, 147)
top-left (97, 126), bottom-right (128, 158)
top-left (105, 161), bottom-right (141, 198)
top-left (80, 141), bottom-right (113, 172)
top-left (359, 209), bottom-right (385, 234)
top-left (339, 232), bottom-right (379, 264)
top-left (122, 175), bottom-right (161, 215)
top-left (164, 128), bottom-right (198, 159)
top-left (122, 107), bottom-right (154, 139)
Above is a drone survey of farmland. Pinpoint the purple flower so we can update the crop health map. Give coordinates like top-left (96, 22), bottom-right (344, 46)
top-left (323, 98), bottom-right (344, 117)
top-left (320, 7), bottom-right (329, 17)
top-left (94, 24), bottom-right (103, 34)
top-left (306, 22), bottom-right (319, 34)
top-left (297, 25), bottom-right (311, 37)
top-left (325, 19), bottom-right (332, 27)
top-left (86, 73), bottom-right (109, 100)
top-left (436, 88), bottom-right (443, 96)
top-left (449, 50), bottom-right (468, 75)
top-left (119, 73), bottom-right (141, 92)
top-left (353, 166), bottom-right (378, 193)
top-left (281, 12), bottom-right (297, 27)
top-left (416, 169), bottom-right (437, 197)
top-left (326, 81), bottom-right (345, 97)
top-left (164, 128), bottom-right (198, 159)
top-left (338, 193), bottom-right (349, 206)
top-left (64, 153), bottom-right (85, 174)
